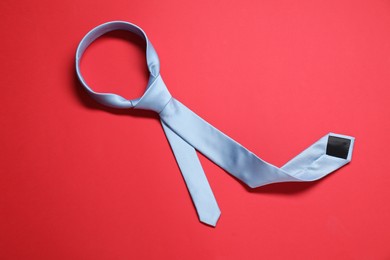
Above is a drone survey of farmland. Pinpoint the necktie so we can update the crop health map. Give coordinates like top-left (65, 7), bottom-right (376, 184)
top-left (75, 21), bottom-right (355, 227)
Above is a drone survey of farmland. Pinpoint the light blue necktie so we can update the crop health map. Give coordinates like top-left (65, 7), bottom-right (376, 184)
top-left (76, 21), bottom-right (355, 227)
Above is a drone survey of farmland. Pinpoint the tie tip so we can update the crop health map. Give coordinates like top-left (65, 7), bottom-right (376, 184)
top-left (199, 211), bottom-right (221, 227)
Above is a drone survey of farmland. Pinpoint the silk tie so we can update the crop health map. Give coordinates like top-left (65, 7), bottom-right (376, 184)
top-left (75, 21), bottom-right (355, 227)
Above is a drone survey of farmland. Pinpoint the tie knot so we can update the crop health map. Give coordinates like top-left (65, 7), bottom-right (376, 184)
top-left (133, 75), bottom-right (172, 113)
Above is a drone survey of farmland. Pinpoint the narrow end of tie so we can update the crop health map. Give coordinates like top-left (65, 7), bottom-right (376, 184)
top-left (199, 208), bottom-right (221, 227)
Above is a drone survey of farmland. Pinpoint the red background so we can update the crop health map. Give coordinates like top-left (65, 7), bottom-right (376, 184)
top-left (1, 0), bottom-right (390, 259)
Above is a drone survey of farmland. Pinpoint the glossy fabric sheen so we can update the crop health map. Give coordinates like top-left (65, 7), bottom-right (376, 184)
top-left (75, 21), bottom-right (355, 227)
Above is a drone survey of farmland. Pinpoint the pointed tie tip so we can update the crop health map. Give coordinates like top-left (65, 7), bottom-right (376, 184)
top-left (199, 212), bottom-right (221, 227)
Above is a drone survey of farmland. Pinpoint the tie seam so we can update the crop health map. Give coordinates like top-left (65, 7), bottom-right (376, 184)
top-left (157, 96), bottom-right (173, 114)
top-left (289, 153), bottom-right (326, 180)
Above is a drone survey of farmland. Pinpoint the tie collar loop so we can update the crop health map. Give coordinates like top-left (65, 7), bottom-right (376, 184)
top-left (75, 21), bottom-right (171, 112)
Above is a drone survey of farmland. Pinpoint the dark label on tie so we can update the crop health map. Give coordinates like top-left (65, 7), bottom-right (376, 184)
top-left (326, 136), bottom-right (351, 159)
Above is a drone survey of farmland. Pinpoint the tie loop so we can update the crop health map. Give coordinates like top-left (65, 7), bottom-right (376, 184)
top-left (75, 21), bottom-right (169, 111)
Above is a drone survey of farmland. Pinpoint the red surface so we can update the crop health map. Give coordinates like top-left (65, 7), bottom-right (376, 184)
top-left (1, 0), bottom-right (390, 259)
